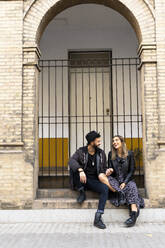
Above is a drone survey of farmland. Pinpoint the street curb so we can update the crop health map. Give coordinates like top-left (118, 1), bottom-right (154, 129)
top-left (0, 209), bottom-right (165, 224)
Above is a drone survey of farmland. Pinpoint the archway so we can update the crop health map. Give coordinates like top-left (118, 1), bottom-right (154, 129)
top-left (23, 0), bottom-right (157, 200)
top-left (24, 0), bottom-right (155, 45)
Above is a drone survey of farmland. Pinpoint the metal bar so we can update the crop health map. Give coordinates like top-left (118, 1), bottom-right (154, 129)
top-left (102, 66), bottom-right (105, 151)
top-left (39, 114), bottom-right (141, 118)
top-left (62, 61), bottom-right (64, 187)
top-left (88, 65), bottom-right (91, 131)
top-left (129, 58), bottom-right (133, 151)
top-left (68, 60), bottom-right (71, 158)
top-left (55, 61), bottom-right (58, 176)
top-left (40, 63), bottom-right (140, 68)
top-left (115, 58), bottom-right (119, 134)
top-left (41, 60), bottom-right (44, 179)
top-left (39, 120), bottom-right (142, 125)
top-left (82, 65), bottom-right (85, 146)
top-left (39, 57), bottom-right (140, 62)
top-left (48, 61), bottom-right (50, 176)
top-left (136, 58), bottom-right (141, 176)
top-left (95, 66), bottom-right (98, 132)
top-left (122, 59), bottom-right (126, 139)
top-left (75, 67), bottom-right (78, 150)
top-left (109, 52), bottom-right (114, 139)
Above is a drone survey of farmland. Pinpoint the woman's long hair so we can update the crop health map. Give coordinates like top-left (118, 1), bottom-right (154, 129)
top-left (111, 135), bottom-right (128, 160)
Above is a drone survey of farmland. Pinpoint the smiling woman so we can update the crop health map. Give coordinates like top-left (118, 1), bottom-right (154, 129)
top-left (111, 135), bottom-right (128, 160)
top-left (106, 134), bottom-right (145, 227)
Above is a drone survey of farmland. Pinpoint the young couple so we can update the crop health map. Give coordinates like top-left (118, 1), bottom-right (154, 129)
top-left (69, 131), bottom-right (145, 229)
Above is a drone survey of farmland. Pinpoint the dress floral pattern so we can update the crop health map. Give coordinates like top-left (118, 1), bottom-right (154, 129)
top-left (108, 155), bottom-right (145, 208)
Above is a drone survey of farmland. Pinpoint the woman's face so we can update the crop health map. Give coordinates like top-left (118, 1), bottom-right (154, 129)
top-left (112, 136), bottom-right (122, 150)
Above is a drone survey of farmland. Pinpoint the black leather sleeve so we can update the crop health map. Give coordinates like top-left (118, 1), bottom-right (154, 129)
top-left (100, 151), bottom-right (107, 173)
top-left (108, 151), bottom-right (113, 169)
top-left (124, 151), bottom-right (136, 184)
top-left (68, 149), bottom-right (82, 172)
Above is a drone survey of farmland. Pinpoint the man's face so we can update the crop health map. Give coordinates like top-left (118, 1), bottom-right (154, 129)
top-left (91, 137), bottom-right (101, 148)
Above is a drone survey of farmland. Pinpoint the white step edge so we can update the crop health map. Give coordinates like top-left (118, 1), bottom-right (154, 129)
top-left (0, 209), bottom-right (165, 224)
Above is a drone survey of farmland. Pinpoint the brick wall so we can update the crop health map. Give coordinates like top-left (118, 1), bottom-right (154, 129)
top-left (0, 0), bottom-right (164, 208)
top-left (0, 1), bottom-right (23, 144)
top-left (0, 1), bottom-right (34, 209)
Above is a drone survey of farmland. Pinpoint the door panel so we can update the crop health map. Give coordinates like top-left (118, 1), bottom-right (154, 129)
top-left (69, 52), bottom-right (112, 157)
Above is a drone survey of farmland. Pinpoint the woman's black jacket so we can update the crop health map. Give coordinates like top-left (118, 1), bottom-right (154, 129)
top-left (108, 150), bottom-right (136, 184)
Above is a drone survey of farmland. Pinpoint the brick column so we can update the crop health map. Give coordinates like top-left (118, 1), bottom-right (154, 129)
top-left (0, 1), bottom-right (34, 209)
top-left (155, 0), bottom-right (165, 148)
top-left (23, 45), bottom-right (41, 198)
top-left (138, 43), bottom-right (158, 206)
top-left (138, 43), bottom-right (165, 206)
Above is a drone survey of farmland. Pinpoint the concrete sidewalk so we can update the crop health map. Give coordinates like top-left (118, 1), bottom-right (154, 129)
top-left (0, 209), bottom-right (165, 248)
top-left (0, 222), bottom-right (165, 248)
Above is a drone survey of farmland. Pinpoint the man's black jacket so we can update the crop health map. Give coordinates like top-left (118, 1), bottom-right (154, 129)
top-left (68, 146), bottom-right (107, 187)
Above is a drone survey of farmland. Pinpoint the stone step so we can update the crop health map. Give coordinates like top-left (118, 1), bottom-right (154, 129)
top-left (33, 198), bottom-right (150, 209)
top-left (37, 188), bottom-right (146, 199)
top-left (39, 175), bottom-right (145, 188)
top-left (37, 188), bottom-right (100, 199)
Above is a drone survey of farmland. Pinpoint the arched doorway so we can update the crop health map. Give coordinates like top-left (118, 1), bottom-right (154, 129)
top-left (23, 0), bottom-right (157, 200)
top-left (38, 4), bottom-right (143, 188)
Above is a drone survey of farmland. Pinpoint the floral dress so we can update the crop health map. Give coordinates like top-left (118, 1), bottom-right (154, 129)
top-left (108, 153), bottom-right (145, 208)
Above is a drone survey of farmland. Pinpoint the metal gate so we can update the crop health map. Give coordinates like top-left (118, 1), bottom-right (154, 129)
top-left (38, 51), bottom-right (143, 188)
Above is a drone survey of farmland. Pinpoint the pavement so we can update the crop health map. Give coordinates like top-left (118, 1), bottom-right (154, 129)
top-left (0, 209), bottom-right (165, 248)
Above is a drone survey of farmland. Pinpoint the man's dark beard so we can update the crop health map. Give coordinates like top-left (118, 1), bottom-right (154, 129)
top-left (92, 144), bottom-right (99, 150)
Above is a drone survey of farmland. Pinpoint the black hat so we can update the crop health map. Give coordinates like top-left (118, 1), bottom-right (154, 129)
top-left (85, 131), bottom-right (101, 144)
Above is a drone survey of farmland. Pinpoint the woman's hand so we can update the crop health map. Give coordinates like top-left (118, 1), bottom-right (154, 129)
top-left (106, 168), bottom-right (114, 176)
top-left (120, 183), bottom-right (126, 190)
top-left (79, 171), bottom-right (87, 184)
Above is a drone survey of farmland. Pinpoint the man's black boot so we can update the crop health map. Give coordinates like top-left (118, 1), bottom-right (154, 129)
top-left (94, 212), bottom-right (106, 229)
top-left (77, 188), bottom-right (86, 204)
top-left (124, 211), bottom-right (138, 227)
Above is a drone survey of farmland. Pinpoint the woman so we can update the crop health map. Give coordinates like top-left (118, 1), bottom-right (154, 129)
top-left (100, 135), bottom-right (145, 227)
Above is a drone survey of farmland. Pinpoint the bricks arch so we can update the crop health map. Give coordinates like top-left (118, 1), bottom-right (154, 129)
top-left (23, 0), bottom-right (158, 203)
top-left (23, 0), bottom-right (155, 46)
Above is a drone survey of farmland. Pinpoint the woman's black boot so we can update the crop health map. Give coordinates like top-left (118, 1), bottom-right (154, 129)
top-left (124, 211), bottom-right (138, 227)
top-left (94, 212), bottom-right (106, 229)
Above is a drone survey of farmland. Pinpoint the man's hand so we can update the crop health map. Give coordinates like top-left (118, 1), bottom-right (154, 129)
top-left (120, 183), bottom-right (126, 190)
top-left (106, 168), bottom-right (114, 176)
top-left (79, 171), bottom-right (87, 184)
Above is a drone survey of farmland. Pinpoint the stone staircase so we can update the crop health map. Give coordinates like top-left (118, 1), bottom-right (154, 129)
top-left (33, 188), bottom-right (150, 209)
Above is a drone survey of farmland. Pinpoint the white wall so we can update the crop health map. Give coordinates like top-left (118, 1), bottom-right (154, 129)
top-left (39, 4), bottom-right (138, 59)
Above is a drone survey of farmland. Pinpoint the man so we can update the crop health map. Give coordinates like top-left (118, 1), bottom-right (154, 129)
top-left (68, 131), bottom-right (115, 229)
